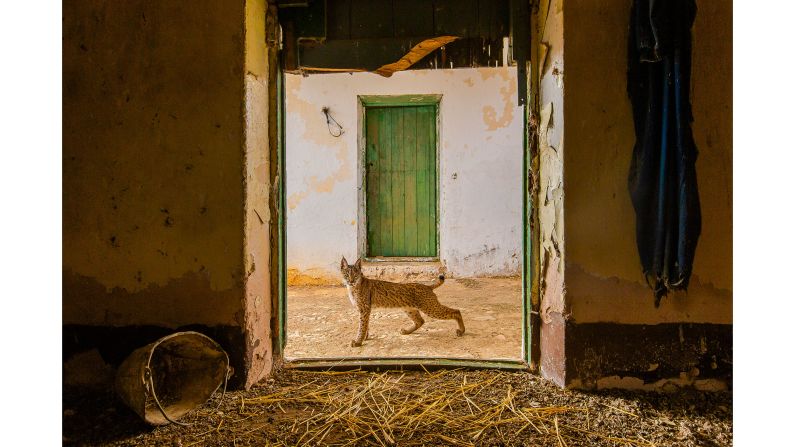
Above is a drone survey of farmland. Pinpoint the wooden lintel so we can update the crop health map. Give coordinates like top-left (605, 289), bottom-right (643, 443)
top-left (298, 37), bottom-right (430, 72)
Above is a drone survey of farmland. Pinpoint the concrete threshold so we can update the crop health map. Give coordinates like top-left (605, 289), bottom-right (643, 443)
top-left (361, 259), bottom-right (443, 282)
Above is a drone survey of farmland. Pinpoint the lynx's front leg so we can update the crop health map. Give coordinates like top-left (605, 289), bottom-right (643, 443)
top-left (351, 301), bottom-right (371, 347)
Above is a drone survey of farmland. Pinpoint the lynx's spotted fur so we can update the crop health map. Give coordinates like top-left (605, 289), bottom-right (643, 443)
top-left (340, 257), bottom-right (465, 347)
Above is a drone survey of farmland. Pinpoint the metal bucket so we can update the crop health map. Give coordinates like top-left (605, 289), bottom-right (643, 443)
top-left (115, 331), bottom-right (232, 425)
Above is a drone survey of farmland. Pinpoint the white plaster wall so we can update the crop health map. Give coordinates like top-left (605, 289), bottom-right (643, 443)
top-left (286, 67), bottom-right (523, 281)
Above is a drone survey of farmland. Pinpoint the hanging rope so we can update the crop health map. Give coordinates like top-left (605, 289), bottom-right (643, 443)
top-left (322, 106), bottom-right (344, 137)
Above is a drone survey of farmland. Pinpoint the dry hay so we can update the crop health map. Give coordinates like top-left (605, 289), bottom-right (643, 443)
top-left (63, 368), bottom-right (732, 446)
top-left (238, 369), bottom-right (617, 447)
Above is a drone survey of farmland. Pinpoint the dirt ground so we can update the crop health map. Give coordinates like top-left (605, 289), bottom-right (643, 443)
top-left (285, 277), bottom-right (523, 359)
top-left (63, 369), bottom-right (732, 446)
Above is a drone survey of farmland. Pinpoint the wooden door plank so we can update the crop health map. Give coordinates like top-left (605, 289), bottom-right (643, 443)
top-left (391, 107), bottom-right (406, 255)
top-left (365, 108), bottom-right (381, 256)
top-left (403, 106), bottom-right (419, 256)
top-left (415, 106), bottom-right (431, 256)
top-left (379, 107), bottom-right (394, 256)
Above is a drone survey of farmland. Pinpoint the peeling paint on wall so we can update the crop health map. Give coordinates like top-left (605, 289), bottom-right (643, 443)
top-left (536, 0), bottom-right (568, 386)
top-left (286, 268), bottom-right (341, 286)
top-left (285, 75), bottom-right (353, 211)
top-left (565, 320), bottom-right (732, 390)
top-left (569, 375), bottom-right (728, 392)
top-left (537, 0), bottom-right (566, 326)
top-left (285, 67), bottom-right (524, 280)
top-left (241, 0), bottom-right (275, 387)
top-left (481, 68), bottom-right (516, 131)
top-left (538, 102), bottom-right (566, 323)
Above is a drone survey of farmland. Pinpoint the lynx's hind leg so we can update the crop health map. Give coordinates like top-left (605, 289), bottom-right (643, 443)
top-left (400, 308), bottom-right (425, 335)
top-left (421, 294), bottom-right (465, 336)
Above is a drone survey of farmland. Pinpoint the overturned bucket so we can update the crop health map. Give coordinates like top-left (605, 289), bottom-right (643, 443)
top-left (115, 331), bottom-right (232, 426)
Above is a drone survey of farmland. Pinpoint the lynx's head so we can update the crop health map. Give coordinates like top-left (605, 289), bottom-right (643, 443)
top-left (340, 256), bottom-right (363, 286)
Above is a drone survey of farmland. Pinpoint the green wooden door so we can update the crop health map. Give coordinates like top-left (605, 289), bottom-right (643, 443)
top-left (365, 105), bottom-right (437, 258)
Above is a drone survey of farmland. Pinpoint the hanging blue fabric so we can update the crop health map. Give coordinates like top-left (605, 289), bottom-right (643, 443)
top-left (627, 0), bottom-right (701, 307)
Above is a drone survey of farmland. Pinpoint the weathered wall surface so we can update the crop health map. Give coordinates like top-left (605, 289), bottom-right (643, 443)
top-left (555, 0), bottom-right (732, 388)
top-left (63, 0), bottom-right (245, 326)
top-left (285, 68), bottom-right (524, 282)
top-left (536, 0), bottom-right (568, 387)
top-left (242, 0), bottom-right (276, 388)
top-left (563, 0), bottom-right (732, 324)
top-left (63, 0), bottom-right (274, 387)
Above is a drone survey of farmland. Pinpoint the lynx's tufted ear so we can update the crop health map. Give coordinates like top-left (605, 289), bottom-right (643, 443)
top-left (340, 256), bottom-right (348, 270)
top-left (354, 258), bottom-right (362, 270)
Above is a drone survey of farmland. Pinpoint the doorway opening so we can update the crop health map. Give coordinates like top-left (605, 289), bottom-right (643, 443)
top-left (275, 0), bottom-right (535, 367)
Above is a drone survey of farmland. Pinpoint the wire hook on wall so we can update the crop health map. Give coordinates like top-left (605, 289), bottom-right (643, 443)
top-left (322, 106), bottom-right (344, 137)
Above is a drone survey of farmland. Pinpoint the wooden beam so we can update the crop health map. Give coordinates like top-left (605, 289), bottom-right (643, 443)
top-left (326, 0), bottom-right (351, 39)
top-left (394, 0), bottom-right (434, 37)
top-left (350, 0), bottom-right (394, 39)
top-left (278, 0), bottom-right (326, 39)
top-left (434, 0), bottom-right (477, 37)
top-left (299, 37), bottom-right (435, 72)
top-left (510, 0), bottom-right (530, 105)
top-left (276, 0), bottom-right (309, 7)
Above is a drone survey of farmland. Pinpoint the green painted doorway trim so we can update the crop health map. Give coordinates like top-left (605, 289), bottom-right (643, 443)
top-left (362, 99), bottom-right (439, 258)
top-left (277, 77), bottom-right (539, 368)
top-left (360, 94), bottom-right (442, 107)
top-left (286, 358), bottom-right (530, 371)
top-left (357, 95), bottom-right (441, 262)
top-left (276, 63), bottom-right (287, 354)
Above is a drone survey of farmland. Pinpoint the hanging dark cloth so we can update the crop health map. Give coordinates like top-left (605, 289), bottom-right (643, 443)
top-left (627, 0), bottom-right (701, 307)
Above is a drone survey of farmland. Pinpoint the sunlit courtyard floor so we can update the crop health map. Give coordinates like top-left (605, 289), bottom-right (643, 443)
top-left (285, 277), bottom-right (523, 360)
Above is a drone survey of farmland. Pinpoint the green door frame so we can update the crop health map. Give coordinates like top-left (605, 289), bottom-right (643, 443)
top-left (358, 95), bottom-right (441, 262)
top-left (276, 65), bottom-right (287, 353)
top-left (275, 69), bottom-right (539, 373)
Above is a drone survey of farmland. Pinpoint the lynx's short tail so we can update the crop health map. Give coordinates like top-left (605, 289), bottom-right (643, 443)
top-left (430, 274), bottom-right (445, 289)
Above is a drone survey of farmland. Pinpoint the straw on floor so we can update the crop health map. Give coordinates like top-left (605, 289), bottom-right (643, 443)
top-left (63, 368), bottom-right (732, 446)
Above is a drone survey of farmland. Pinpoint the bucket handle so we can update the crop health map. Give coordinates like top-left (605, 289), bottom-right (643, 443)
top-left (144, 365), bottom-right (233, 426)
top-left (212, 366), bottom-right (234, 412)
